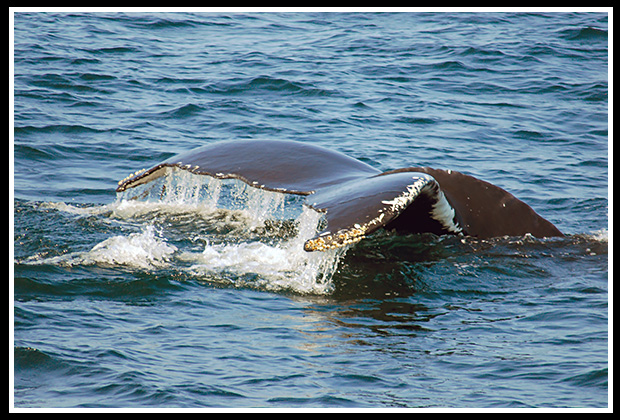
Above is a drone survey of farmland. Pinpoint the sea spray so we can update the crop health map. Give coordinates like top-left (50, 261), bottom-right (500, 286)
top-left (83, 225), bottom-right (177, 269)
top-left (24, 225), bottom-right (177, 270)
top-left (182, 207), bottom-right (346, 294)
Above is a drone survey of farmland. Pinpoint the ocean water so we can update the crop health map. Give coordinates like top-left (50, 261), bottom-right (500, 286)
top-left (12, 11), bottom-right (609, 409)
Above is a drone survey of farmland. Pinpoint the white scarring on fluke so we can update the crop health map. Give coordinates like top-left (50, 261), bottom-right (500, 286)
top-left (380, 174), bottom-right (433, 212)
top-left (430, 188), bottom-right (462, 234)
top-left (381, 174), bottom-right (462, 235)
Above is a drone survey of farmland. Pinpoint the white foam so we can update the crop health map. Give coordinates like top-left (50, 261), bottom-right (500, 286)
top-left (39, 201), bottom-right (116, 216)
top-left (27, 225), bottom-right (177, 270)
top-left (585, 228), bottom-right (608, 243)
top-left (180, 207), bottom-right (345, 294)
top-left (85, 225), bottom-right (177, 269)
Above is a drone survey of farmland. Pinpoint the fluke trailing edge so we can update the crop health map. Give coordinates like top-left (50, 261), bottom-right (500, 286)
top-left (117, 139), bottom-right (563, 251)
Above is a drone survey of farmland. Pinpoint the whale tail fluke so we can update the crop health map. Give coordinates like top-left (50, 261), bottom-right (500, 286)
top-left (117, 140), bottom-right (563, 252)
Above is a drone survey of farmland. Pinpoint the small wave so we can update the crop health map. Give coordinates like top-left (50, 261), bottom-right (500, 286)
top-left (561, 26), bottom-right (608, 41)
top-left (395, 116), bottom-right (437, 125)
top-left (85, 46), bottom-right (140, 55)
top-left (14, 124), bottom-right (103, 135)
top-left (130, 17), bottom-right (204, 30)
top-left (70, 57), bottom-right (101, 65)
top-left (14, 144), bottom-right (54, 161)
top-left (561, 368), bottom-right (608, 389)
top-left (205, 75), bottom-right (337, 97)
top-left (78, 72), bottom-right (117, 82)
top-left (161, 103), bottom-right (206, 118)
top-left (27, 72), bottom-right (104, 94)
top-left (156, 76), bottom-right (206, 86)
top-left (513, 129), bottom-right (549, 141)
top-left (120, 14), bottom-right (232, 30)
top-left (459, 46), bottom-right (507, 58)
top-left (14, 346), bottom-right (66, 372)
top-left (434, 60), bottom-right (469, 71)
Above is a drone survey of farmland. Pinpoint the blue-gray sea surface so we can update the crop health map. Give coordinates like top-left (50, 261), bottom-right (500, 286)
top-left (13, 12), bottom-right (608, 408)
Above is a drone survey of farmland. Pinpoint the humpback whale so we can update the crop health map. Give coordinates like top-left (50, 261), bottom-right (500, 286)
top-left (117, 139), bottom-right (563, 251)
